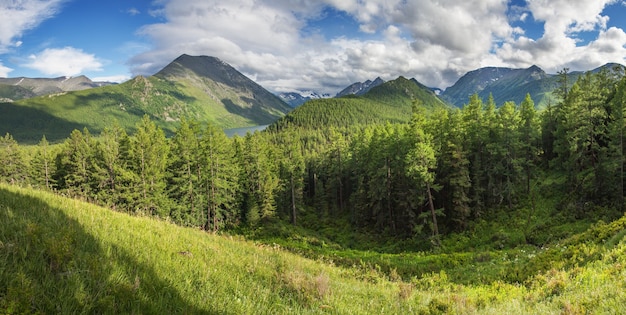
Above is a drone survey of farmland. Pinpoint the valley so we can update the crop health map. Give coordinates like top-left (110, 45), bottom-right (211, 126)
top-left (1, 55), bottom-right (626, 313)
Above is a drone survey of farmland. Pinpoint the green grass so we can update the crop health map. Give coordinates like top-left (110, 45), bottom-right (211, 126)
top-left (2, 184), bottom-right (626, 314)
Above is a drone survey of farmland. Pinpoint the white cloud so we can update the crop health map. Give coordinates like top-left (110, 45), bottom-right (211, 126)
top-left (0, 0), bottom-right (66, 53)
top-left (92, 74), bottom-right (131, 83)
top-left (24, 47), bottom-right (103, 76)
top-left (128, 0), bottom-right (626, 93)
top-left (494, 0), bottom-right (625, 73)
top-left (127, 8), bottom-right (140, 16)
top-left (0, 61), bottom-right (13, 77)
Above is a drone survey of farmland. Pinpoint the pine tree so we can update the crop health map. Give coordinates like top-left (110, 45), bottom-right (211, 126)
top-left (519, 94), bottom-right (540, 194)
top-left (496, 101), bottom-right (521, 208)
top-left (168, 119), bottom-right (203, 226)
top-left (199, 123), bottom-right (239, 231)
top-left (0, 133), bottom-right (26, 185)
top-left (278, 132), bottom-right (305, 225)
top-left (239, 133), bottom-right (279, 225)
top-left (129, 116), bottom-right (170, 216)
top-left (430, 110), bottom-right (471, 230)
top-left (405, 101), bottom-right (439, 243)
top-left (462, 94), bottom-right (486, 214)
top-left (608, 77), bottom-right (626, 207)
top-left (92, 124), bottom-right (128, 209)
top-left (31, 135), bottom-right (55, 189)
top-left (55, 128), bottom-right (96, 198)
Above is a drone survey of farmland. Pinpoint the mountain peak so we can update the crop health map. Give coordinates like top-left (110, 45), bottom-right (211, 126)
top-left (153, 54), bottom-right (291, 123)
top-left (157, 54), bottom-right (236, 81)
top-left (336, 77), bottom-right (385, 97)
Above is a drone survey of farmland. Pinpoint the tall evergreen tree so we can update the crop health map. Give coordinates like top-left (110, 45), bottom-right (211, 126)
top-left (199, 123), bottom-right (239, 231)
top-left (168, 119), bottom-right (203, 226)
top-left (462, 94), bottom-right (486, 214)
top-left (431, 110), bottom-right (471, 230)
top-left (55, 128), bottom-right (96, 198)
top-left (519, 94), bottom-right (540, 194)
top-left (92, 124), bottom-right (129, 210)
top-left (405, 101), bottom-right (439, 243)
top-left (129, 116), bottom-right (170, 216)
top-left (278, 132), bottom-right (305, 225)
top-left (239, 133), bottom-right (279, 225)
top-left (495, 101), bottom-right (521, 208)
top-left (0, 133), bottom-right (26, 185)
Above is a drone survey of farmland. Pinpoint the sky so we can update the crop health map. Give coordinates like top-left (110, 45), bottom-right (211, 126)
top-left (1, 0), bottom-right (626, 94)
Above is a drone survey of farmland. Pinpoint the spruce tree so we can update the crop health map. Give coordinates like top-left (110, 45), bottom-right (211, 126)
top-left (405, 101), bottom-right (439, 243)
top-left (168, 119), bottom-right (203, 226)
top-left (199, 123), bottom-right (239, 231)
top-left (129, 116), bottom-right (170, 216)
top-left (0, 133), bottom-right (26, 185)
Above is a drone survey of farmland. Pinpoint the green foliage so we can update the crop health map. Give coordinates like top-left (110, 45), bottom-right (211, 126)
top-left (0, 133), bottom-right (27, 185)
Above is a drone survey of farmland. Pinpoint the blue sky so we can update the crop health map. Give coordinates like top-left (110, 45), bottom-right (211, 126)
top-left (1, 0), bottom-right (625, 93)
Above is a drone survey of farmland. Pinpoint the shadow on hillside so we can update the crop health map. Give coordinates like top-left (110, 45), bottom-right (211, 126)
top-left (222, 98), bottom-right (280, 125)
top-left (0, 187), bottom-right (209, 314)
top-left (73, 92), bottom-right (148, 117)
top-left (0, 103), bottom-right (87, 144)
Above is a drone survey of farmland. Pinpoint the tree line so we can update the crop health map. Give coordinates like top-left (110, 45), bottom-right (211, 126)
top-left (1, 67), bottom-right (625, 244)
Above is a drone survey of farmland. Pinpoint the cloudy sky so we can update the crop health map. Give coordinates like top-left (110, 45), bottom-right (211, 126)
top-left (1, 0), bottom-right (625, 94)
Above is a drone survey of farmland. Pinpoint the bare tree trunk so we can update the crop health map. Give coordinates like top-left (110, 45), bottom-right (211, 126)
top-left (291, 175), bottom-right (297, 225)
top-left (426, 181), bottom-right (439, 245)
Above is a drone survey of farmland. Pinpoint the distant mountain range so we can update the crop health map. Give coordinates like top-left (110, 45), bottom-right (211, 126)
top-left (282, 63), bottom-right (624, 109)
top-left (277, 91), bottom-right (330, 108)
top-left (1, 53), bottom-right (623, 143)
top-left (278, 77), bottom-right (385, 107)
top-left (0, 76), bottom-right (114, 102)
top-left (336, 77), bottom-right (385, 97)
top-left (440, 63), bottom-right (625, 107)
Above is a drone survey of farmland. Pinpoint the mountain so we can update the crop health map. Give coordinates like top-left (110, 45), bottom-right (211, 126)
top-left (154, 54), bottom-right (291, 123)
top-left (0, 54), bottom-right (292, 143)
top-left (440, 65), bottom-right (555, 107)
top-left (269, 76), bottom-right (449, 131)
top-left (336, 77), bottom-right (385, 97)
top-left (0, 76), bottom-right (114, 102)
top-left (442, 63), bottom-right (626, 108)
top-left (277, 91), bottom-right (330, 107)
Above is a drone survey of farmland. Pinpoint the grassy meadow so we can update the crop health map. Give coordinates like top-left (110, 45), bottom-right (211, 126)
top-left (1, 184), bottom-right (626, 314)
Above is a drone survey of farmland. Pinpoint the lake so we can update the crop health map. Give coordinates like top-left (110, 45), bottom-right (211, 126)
top-left (223, 125), bottom-right (269, 137)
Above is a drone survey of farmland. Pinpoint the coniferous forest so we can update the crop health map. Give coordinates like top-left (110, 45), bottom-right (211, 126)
top-left (4, 67), bottom-right (626, 313)
top-left (1, 68), bottom-right (625, 243)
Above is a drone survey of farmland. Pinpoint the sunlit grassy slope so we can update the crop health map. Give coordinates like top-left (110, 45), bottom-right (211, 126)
top-left (2, 184), bottom-right (626, 314)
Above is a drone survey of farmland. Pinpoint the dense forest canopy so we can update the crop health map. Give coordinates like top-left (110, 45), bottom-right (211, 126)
top-left (1, 67), bottom-right (626, 249)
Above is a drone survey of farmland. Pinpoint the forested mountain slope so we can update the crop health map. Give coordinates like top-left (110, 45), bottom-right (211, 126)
top-left (0, 55), bottom-right (290, 143)
top-left (441, 63), bottom-right (625, 108)
top-left (269, 76), bottom-right (449, 131)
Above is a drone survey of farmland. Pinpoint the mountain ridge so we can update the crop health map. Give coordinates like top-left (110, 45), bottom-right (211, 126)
top-left (0, 54), bottom-right (292, 142)
top-left (0, 75), bottom-right (115, 102)
top-left (441, 63), bottom-right (625, 107)
top-left (336, 77), bottom-right (385, 97)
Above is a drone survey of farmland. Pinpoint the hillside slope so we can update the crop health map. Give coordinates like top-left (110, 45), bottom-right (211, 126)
top-left (2, 184), bottom-right (626, 313)
top-left (0, 55), bottom-right (291, 143)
